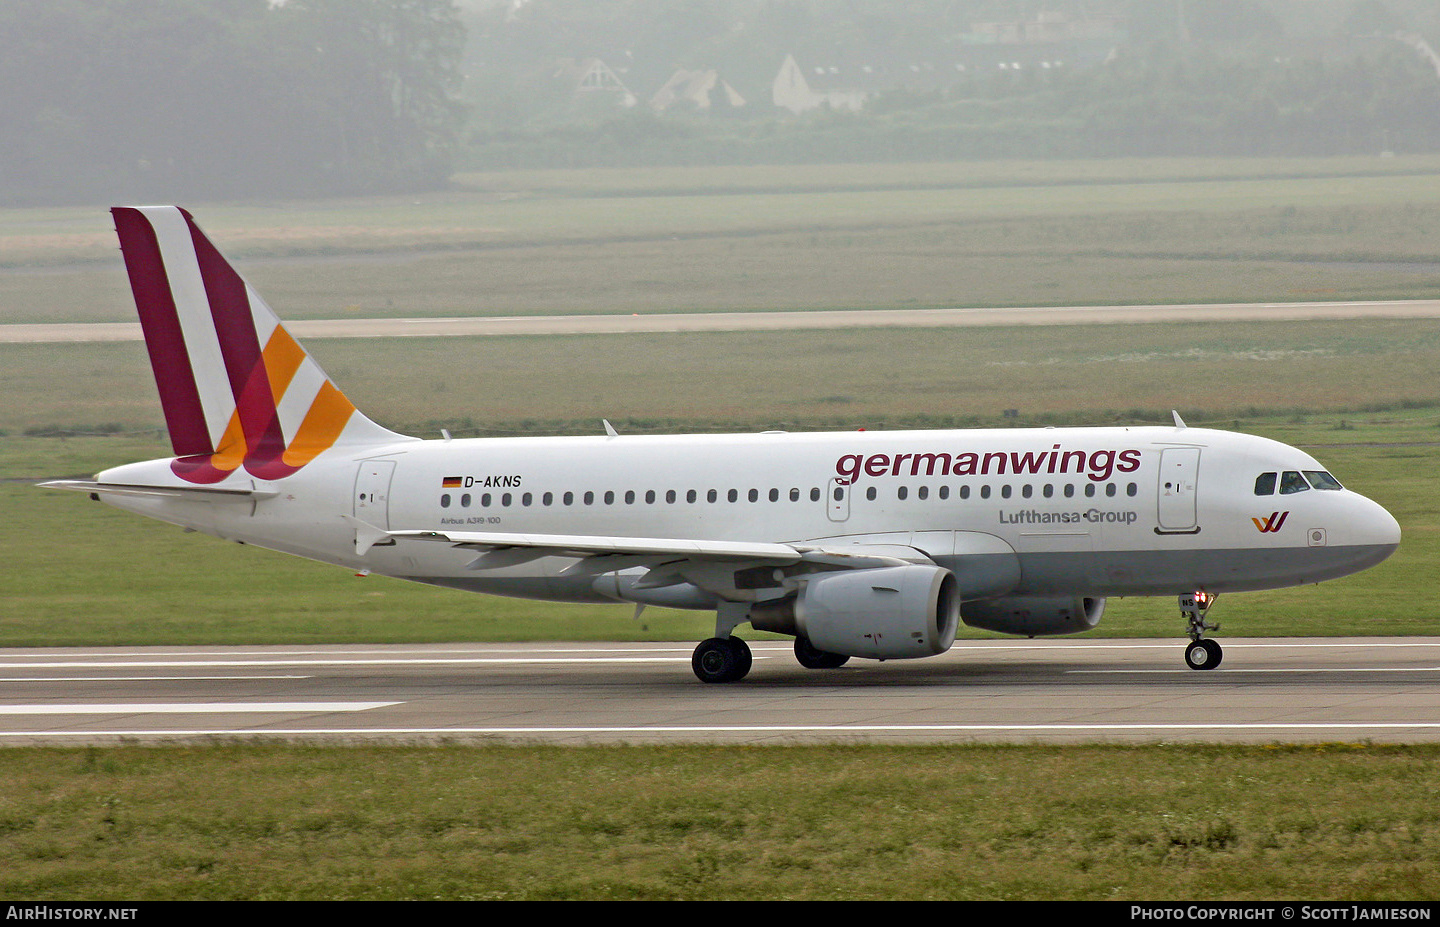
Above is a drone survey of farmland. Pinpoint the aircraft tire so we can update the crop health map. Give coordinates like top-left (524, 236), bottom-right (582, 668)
top-left (692, 637), bottom-right (751, 683)
top-left (1184, 638), bottom-right (1223, 671)
top-left (794, 636), bottom-right (850, 670)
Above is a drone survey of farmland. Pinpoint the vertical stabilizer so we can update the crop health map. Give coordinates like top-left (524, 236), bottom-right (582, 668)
top-left (112, 206), bottom-right (410, 483)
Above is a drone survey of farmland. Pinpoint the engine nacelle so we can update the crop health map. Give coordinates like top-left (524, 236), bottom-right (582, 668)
top-left (753, 565), bottom-right (960, 660)
top-left (961, 596), bottom-right (1105, 637)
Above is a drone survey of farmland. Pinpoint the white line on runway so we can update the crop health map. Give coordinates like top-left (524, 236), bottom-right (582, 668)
top-left (0, 657), bottom-right (699, 669)
top-left (0, 676), bottom-right (312, 682)
top-left (0, 702), bottom-right (400, 715)
top-left (1074, 666), bottom-right (1440, 674)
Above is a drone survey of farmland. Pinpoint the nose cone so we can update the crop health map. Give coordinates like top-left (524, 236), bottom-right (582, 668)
top-left (1341, 492), bottom-right (1401, 573)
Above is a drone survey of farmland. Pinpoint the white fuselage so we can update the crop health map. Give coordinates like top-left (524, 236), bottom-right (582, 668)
top-left (95, 424), bottom-right (1401, 610)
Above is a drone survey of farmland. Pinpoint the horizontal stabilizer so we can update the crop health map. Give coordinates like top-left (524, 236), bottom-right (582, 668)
top-left (39, 479), bottom-right (276, 501)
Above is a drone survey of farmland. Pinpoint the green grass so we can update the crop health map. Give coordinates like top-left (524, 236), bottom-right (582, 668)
top-left (5, 156), bottom-right (1440, 324)
top-left (6, 321), bottom-right (1440, 437)
top-left (1, 743), bottom-right (1438, 900)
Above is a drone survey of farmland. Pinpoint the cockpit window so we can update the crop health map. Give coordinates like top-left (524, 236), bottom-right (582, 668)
top-left (1304, 470), bottom-right (1344, 491)
top-left (1254, 472), bottom-right (1277, 495)
top-left (1279, 471), bottom-right (1310, 494)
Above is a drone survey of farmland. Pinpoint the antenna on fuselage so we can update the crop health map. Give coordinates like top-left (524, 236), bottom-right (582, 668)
top-left (603, 419), bottom-right (619, 438)
top-left (1172, 410), bottom-right (1187, 430)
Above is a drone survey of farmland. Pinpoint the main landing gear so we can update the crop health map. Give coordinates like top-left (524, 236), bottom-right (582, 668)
top-left (1180, 591), bottom-right (1223, 670)
top-left (692, 636), bottom-right (752, 684)
top-left (692, 603), bottom-right (753, 683)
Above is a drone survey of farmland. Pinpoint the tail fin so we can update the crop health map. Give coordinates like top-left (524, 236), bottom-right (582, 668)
top-left (112, 206), bottom-right (410, 484)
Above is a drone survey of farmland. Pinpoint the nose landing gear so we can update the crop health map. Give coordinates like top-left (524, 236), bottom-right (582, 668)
top-left (1180, 591), bottom-right (1223, 670)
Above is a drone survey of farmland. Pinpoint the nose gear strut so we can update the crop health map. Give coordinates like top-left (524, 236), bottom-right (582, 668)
top-left (1180, 591), bottom-right (1223, 670)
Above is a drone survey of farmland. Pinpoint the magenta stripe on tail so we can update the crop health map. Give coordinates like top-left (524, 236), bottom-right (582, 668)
top-left (111, 207), bottom-right (212, 458)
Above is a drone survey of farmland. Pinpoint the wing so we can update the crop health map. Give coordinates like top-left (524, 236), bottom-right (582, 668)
top-left (344, 517), bottom-right (930, 596)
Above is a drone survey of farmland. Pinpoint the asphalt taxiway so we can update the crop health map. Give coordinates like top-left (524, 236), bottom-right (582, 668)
top-left (4, 299), bottom-right (1440, 343)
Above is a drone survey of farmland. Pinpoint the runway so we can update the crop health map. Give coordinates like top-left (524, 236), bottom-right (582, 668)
top-left (3, 637), bottom-right (1439, 746)
top-left (4, 299), bottom-right (1440, 343)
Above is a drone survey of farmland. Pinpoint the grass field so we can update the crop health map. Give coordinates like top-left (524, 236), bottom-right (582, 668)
top-left (5, 157), bottom-right (1440, 324)
top-left (3, 158), bottom-right (1440, 901)
top-left (2, 743), bottom-right (1438, 900)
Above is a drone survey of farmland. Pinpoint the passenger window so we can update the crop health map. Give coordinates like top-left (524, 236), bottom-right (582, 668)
top-left (1304, 471), bottom-right (1344, 491)
top-left (1254, 472), bottom-right (1277, 495)
top-left (1279, 471), bottom-right (1310, 495)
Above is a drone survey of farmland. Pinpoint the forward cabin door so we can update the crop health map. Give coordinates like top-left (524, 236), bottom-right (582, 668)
top-left (1156, 447), bottom-right (1201, 533)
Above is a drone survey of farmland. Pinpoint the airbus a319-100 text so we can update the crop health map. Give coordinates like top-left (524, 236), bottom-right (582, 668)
top-left (43, 207), bottom-right (1402, 683)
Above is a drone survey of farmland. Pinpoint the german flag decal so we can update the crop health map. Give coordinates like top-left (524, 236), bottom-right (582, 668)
top-left (442, 476), bottom-right (463, 488)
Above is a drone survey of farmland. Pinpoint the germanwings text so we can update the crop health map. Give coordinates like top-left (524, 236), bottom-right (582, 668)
top-left (835, 446), bottom-right (1143, 484)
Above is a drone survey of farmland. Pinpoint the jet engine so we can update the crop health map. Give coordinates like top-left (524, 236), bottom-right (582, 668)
top-left (751, 564), bottom-right (960, 660)
top-left (961, 596), bottom-right (1105, 637)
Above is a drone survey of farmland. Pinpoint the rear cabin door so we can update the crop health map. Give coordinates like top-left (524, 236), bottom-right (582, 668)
top-left (354, 459), bottom-right (397, 530)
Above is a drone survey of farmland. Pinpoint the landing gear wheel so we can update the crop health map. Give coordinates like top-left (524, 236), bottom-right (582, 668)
top-left (692, 637), bottom-right (752, 683)
top-left (1184, 637), bottom-right (1223, 671)
top-left (794, 636), bottom-right (850, 670)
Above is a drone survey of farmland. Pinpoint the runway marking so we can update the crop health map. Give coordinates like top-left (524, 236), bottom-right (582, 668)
top-left (1074, 666), bottom-right (1440, 675)
top-left (0, 702), bottom-right (400, 715)
top-left (0, 657), bottom-right (699, 669)
top-left (0, 675), bottom-right (312, 682)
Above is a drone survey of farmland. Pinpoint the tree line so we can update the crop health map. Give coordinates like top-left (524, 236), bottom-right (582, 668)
top-left (0, 0), bottom-right (466, 206)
